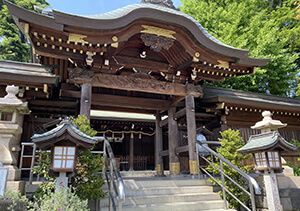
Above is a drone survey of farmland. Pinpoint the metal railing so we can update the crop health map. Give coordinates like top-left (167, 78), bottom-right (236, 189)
top-left (197, 141), bottom-right (261, 211)
top-left (103, 139), bottom-right (125, 211)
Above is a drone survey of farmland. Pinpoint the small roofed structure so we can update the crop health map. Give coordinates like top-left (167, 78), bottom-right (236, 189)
top-left (239, 111), bottom-right (297, 173)
top-left (239, 111), bottom-right (297, 154)
top-left (31, 118), bottom-right (103, 150)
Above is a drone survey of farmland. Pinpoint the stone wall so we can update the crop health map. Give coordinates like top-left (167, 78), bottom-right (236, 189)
top-left (256, 175), bottom-right (300, 211)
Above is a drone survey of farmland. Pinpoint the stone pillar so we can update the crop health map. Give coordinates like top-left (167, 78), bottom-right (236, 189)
top-left (264, 170), bottom-right (283, 211)
top-left (185, 94), bottom-right (199, 175)
top-left (0, 85), bottom-right (29, 193)
top-left (80, 83), bottom-right (92, 119)
top-left (155, 112), bottom-right (163, 176)
top-left (168, 107), bottom-right (180, 175)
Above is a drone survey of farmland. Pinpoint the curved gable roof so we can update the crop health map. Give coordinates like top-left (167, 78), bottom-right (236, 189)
top-left (5, 1), bottom-right (268, 67)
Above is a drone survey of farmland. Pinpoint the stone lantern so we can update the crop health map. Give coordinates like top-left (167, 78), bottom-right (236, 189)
top-left (31, 118), bottom-right (102, 191)
top-left (0, 85), bottom-right (29, 192)
top-left (239, 111), bottom-right (297, 211)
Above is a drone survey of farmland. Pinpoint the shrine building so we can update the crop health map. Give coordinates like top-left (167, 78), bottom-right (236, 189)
top-left (1, 0), bottom-right (300, 178)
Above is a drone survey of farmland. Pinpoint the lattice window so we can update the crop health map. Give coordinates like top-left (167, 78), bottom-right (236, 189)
top-left (53, 146), bottom-right (76, 171)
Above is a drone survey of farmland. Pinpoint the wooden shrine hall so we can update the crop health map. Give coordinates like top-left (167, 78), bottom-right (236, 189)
top-left (2, 0), bottom-right (273, 175)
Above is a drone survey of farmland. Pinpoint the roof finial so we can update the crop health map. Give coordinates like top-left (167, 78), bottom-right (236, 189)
top-left (141, 0), bottom-right (176, 9)
top-left (251, 110), bottom-right (287, 133)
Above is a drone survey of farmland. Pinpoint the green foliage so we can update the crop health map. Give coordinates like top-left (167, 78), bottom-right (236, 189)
top-left (4, 188), bottom-right (89, 211)
top-left (207, 129), bottom-right (252, 209)
top-left (181, 0), bottom-right (300, 96)
top-left (30, 187), bottom-right (89, 211)
top-left (72, 149), bottom-right (105, 200)
top-left (3, 192), bottom-right (29, 211)
top-left (0, 0), bottom-right (48, 62)
top-left (289, 139), bottom-right (300, 176)
top-left (71, 115), bottom-right (97, 137)
top-left (32, 151), bottom-right (53, 181)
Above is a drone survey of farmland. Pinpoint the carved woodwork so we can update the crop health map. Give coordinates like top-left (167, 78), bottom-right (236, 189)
top-left (68, 33), bottom-right (88, 45)
top-left (141, 25), bottom-right (176, 39)
top-left (70, 72), bottom-right (203, 97)
top-left (141, 34), bottom-right (175, 52)
top-left (68, 68), bottom-right (94, 81)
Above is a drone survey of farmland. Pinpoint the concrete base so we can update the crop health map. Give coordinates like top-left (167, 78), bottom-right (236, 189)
top-left (5, 165), bottom-right (21, 181)
top-left (6, 181), bottom-right (25, 194)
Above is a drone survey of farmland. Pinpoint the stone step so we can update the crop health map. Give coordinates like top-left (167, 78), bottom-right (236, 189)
top-left (125, 186), bottom-right (213, 196)
top-left (100, 192), bottom-right (221, 207)
top-left (125, 192), bottom-right (221, 206)
top-left (123, 178), bottom-right (209, 189)
top-left (100, 200), bottom-right (225, 211)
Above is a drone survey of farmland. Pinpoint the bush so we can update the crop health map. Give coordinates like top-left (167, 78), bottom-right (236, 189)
top-left (71, 115), bottom-right (97, 137)
top-left (3, 188), bottom-right (89, 211)
top-left (1, 192), bottom-right (28, 211)
top-left (289, 140), bottom-right (300, 176)
top-left (207, 129), bottom-right (252, 209)
top-left (30, 188), bottom-right (89, 211)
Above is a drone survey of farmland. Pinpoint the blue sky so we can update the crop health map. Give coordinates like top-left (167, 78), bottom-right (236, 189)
top-left (47, 0), bottom-right (181, 15)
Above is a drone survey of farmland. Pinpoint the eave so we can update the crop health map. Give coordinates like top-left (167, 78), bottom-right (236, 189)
top-left (5, 0), bottom-right (269, 68)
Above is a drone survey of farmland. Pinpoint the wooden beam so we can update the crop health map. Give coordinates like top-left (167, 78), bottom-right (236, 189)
top-left (159, 117), bottom-right (168, 127)
top-left (185, 94), bottom-right (198, 175)
top-left (80, 83), bottom-right (92, 119)
top-left (175, 108), bottom-right (186, 120)
top-left (175, 145), bottom-right (189, 154)
top-left (29, 100), bottom-right (77, 108)
top-left (159, 150), bottom-right (169, 157)
top-left (91, 105), bottom-right (156, 114)
top-left (115, 55), bottom-right (171, 73)
top-left (70, 73), bottom-right (203, 97)
top-left (195, 112), bottom-right (215, 118)
top-left (155, 112), bottom-right (164, 175)
top-left (129, 133), bottom-right (134, 171)
top-left (168, 107), bottom-right (180, 175)
top-left (61, 89), bottom-right (171, 110)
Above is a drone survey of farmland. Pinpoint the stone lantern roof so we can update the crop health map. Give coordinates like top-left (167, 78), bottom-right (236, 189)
top-left (238, 131), bottom-right (297, 153)
top-left (31, 118), bottom-right (103, 149)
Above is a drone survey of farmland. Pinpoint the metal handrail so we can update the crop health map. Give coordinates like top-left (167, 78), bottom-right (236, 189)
top-left (103, 139), bottom-right (125, 211)
top-left (197, 141), bottom-right (261, 211)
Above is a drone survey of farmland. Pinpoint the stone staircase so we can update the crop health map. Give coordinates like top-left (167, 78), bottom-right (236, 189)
top-left (100, 174), bottom-right (229, 211)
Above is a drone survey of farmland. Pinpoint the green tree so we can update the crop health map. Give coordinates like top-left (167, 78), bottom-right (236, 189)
top-left (0, 0), bottom-right (48, 62)
top-left (71, 115), bottom-right (98, 137)
top-left (207, 129), bottom-right (252, 209)
top-left (181, 0), bottom-right (300, 96)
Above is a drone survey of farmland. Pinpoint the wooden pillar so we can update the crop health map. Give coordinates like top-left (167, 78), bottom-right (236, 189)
top-left (168, 107), bottom-right (180, 175)
top-left (185, 94), bottom-right (199, 175)
top-left (155, 112), bottom-right (164, 176)
top-left (220, 115), bottom-right (228, 131)
top-left (129, 132), bottom-right (134, 171)
top-left (80, 83), bottom-right (92, 119)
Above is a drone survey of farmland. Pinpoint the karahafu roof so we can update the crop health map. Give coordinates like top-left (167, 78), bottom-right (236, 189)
top-left (4, 0), bottom-right (268, 67)
top-left (31, 118), bottom-right (103, 149)
top-left (238, 131), bottom-right (298, 153)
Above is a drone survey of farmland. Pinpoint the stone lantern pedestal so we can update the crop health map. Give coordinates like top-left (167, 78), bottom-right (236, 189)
top-left (0, 85), bottom-right (29, 193)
